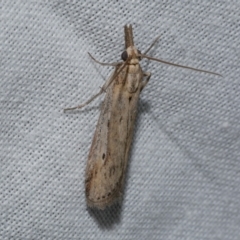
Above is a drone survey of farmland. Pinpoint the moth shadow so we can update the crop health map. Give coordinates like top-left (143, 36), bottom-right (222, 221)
top-left (138, 98), bottom-right (151, 113)
top-left (87, 203), bottom-right (122, 228)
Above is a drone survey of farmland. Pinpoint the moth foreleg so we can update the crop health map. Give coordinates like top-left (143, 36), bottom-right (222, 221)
top-left (64, 88), bottom-right (105, 111)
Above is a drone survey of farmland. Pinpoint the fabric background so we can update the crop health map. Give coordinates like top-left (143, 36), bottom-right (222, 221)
top-left (1, 1), bottom-right (240, 239)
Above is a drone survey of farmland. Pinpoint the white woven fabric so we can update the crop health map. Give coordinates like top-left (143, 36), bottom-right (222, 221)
top-left (1, 1), bottom-right (239, 239)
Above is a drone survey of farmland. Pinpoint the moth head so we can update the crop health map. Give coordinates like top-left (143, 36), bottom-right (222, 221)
top-left (121, 46), bottom-right (142, 63)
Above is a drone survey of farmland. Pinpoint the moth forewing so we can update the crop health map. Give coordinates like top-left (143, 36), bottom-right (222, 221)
top-left (85, 28), bottom-right (148, 209)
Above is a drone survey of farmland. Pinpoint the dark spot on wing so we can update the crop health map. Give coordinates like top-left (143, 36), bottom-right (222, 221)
top-left (85, 171), bottom-right (93, 184)
top-left (119, 116), bottom-right (122, 123)
top-left (129, 96), bottom-right (132, 102)
top-left (102, 153), bottom-right (105, 159)
top-left (107, 120), bottom-right (110, 128)
top-left (85, 170), bottom-right (94, 196)
top-left (85, 172), bottom-right (93, 197)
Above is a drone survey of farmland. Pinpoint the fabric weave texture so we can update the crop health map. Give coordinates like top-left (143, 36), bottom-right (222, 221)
top-left (1, 1), bottom-right (239, 239)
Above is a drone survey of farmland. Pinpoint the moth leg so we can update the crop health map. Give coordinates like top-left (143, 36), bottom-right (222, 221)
top-left (88, 52), bottom-right (121, 67)
top-left (64, 88), bottom-right (105, 111)
top-left (141, 72), bottom-right (151, 91)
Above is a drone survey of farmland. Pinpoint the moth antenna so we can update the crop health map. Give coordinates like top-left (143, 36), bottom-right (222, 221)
top-left (144, 36), bottom-right (161, 55)
top-left (140, 54), bottom-right (222, 76)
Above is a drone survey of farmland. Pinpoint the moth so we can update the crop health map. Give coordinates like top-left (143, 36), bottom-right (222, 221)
top-left (64, 25), bottom-right (220, 209)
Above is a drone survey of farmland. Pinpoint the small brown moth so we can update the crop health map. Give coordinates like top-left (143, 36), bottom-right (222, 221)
top-left (64, 25), bottom-right (220, 210)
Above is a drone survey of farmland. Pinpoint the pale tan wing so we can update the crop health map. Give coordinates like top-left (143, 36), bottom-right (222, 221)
top-left (85, 65), bottom-right (143, 209)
